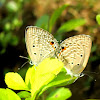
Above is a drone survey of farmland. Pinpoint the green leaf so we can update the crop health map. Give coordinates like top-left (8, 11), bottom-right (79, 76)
top-left (35, 15), bottom-right (49, 30)
top-left (5, 72), bottom-right (29, 90)
top-left (49, 4), bottom-right (69, 33)
top-left (56, 18), bottom-right (86, 40)
top-left (57, 18), bottom-right (86, 33)
top-left (49, 72), bottom-right (77, 86)
top-left (25, 66), bottom-right (35, 89)
top-left (17, 91), bottom-right (31, 98)
top-left (25, 98), bottom-right (31, 100)
top-left (31, 58), bottom-right (64, 99)
top-left (96, 14), bottom-right (100, 25)
top-left (38, 70), bottom-right (77, 96)
top-left (0, 88), bottom-right (21, 100)
top-left (46, 87), bottom-right (72, 100)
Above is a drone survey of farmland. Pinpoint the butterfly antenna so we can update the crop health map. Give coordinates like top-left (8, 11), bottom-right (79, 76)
top-left (18, 61), bottom-right (29, 70)
top-left (19, 55), bottom-right (30, 60)
top-left (84, 71), bottom-right (100, 75)
top-left (83, 72), bottom-right (97, 82)
top-left (18, 55), bottom-right (31, 70)
top-left (85, 73), bottom-right (94, 79)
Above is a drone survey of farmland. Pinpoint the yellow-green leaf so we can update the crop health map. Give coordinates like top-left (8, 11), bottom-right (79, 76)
top-left (5, 72), bottom-right (29, 90)
top-left (0, 88), bottom-right (21, 100)
top-left (31, 58), bottom-right (64, 99)
top-left (46, 87), bottom-right (72, 100)
top-left (25, 66), bottom-right (35, 89)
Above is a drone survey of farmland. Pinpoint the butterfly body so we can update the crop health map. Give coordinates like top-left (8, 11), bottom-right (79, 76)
top-left (25, 26), bottom-right (92, 76)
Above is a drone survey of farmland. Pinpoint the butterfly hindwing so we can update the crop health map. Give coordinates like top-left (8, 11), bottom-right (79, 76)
top-left (57, 35), bottom-right (92, 75)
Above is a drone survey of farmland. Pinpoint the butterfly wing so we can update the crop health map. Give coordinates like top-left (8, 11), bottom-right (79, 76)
top-left (57, 35), bottom-right (92, 75)
top-left (25, 26), bottom-right (59, 65)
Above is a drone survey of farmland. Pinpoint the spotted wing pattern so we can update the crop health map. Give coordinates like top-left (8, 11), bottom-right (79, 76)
top-left (57, 35), bottom-right (92, 75)
top-left (25, 26), bottom-right (59, 65)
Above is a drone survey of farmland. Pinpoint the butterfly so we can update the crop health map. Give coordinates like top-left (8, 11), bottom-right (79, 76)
top-left (25, 26), bottom-right (92, 76)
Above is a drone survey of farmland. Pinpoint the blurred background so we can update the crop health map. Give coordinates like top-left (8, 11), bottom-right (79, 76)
top-left (0, 0), bottom-right (100, 100)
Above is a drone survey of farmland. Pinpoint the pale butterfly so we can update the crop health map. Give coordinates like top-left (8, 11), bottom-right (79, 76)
top-left (25, 26), bottom-right (59, 65)
top-left (25, 26), bottom-right (92, 76)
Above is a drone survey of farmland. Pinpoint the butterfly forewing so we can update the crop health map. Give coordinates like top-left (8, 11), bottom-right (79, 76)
top-left (57, 35), bottom-right (92, 75)
top-left (25, 26), bottom-right (59, 65)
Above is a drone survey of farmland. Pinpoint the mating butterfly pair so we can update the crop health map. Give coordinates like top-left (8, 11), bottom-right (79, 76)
top-left (25, 26), bottom-right (92, 76)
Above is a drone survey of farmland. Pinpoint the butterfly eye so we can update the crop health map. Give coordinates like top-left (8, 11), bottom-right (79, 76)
top-left (79, 73), bottom-right (84, 77)
top-left (30, 60), bottom-right (33, 65)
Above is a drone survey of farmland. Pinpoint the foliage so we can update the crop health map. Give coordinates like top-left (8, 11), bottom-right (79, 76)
top-left (0, 88), bottom-right (21, 100)
top-left (49, 4), bottom-right (69, 33)
top-left (35, 4), bottom-right (86, 41)
top-left (46, 87), bottom-right (72, 100)
top-left (2, 58), bottom-right (76, 100)
top-left (35, 15), bottom-right (49, 30)
top-left (0, 1), bottom-right (23, 54)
